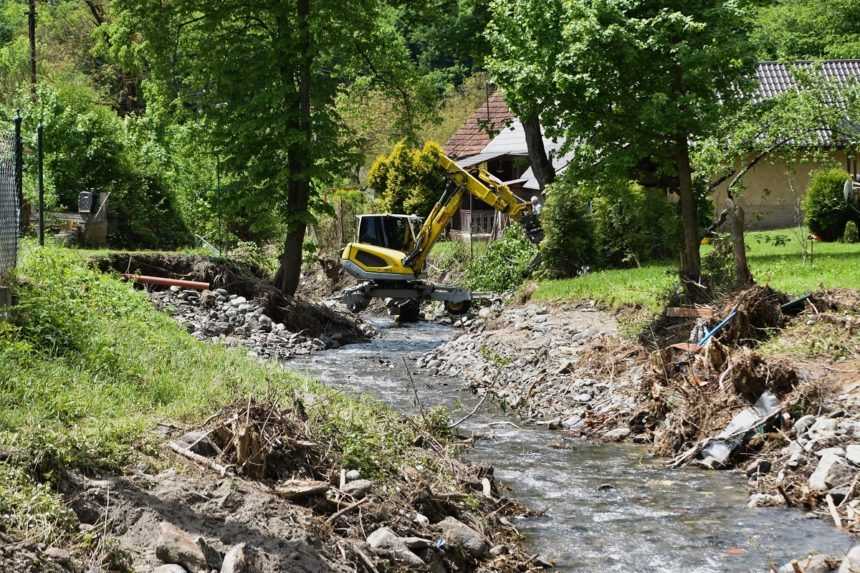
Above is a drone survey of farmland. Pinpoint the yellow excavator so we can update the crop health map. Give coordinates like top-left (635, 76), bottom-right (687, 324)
top-left (340, 149), bottom-right (542, 321)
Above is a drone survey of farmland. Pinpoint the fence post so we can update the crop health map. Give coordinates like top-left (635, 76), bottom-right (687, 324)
top-left (13, 113), bottom-right (23, 233)
top-left (37, 123), bottom-right (44, 246)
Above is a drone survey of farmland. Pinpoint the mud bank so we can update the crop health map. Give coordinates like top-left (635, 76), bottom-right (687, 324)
top-left (422, 291), bottom-right (860, 568)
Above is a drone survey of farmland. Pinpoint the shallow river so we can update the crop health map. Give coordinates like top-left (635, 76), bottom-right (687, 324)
top-left (289, 318), bottom-right (854, 572)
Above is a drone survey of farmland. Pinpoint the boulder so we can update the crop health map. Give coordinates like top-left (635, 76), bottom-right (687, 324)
top-left (366, 527), bottom-right (426, 566)
top-left (747, 493), bottom-right (783, 508)
top-left (809, 452), bottom-right (848, 492)
top-left (220, 543), bottom-right (259, 573)
top-left (840, 545), bottom-right (860, 573)
top-left (436, 517), bottom-right (488, 558)
top-left (345, 469), bottom-right (361, 482)
top-left (779, 554), bottom-right (837, 573)
top-left (603, 428), bottom-right (631, 442)
top-left (808, 418), bottom-right (839, 441)
top-left (341, 479), bottom-right (373, 498)
top-left (846, 444), bottom-right (860, 465)
top-left (155, 522), bottom-right (221, 573)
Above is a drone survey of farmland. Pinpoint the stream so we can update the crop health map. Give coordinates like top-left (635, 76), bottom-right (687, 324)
top-left (290, 318), bottom-right (854, 572)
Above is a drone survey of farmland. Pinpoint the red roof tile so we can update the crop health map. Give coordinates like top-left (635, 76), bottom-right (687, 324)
top-left (444, 91), bottom-right (515, 159)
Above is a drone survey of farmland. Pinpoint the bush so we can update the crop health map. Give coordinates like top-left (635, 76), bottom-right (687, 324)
top-left (539, 179), bottom-right (680, 278)
top-left (804, 168), bottom-right (856, 241)
top-left (540, 180), bottom-right (594, 278)
top-left (466, 224), bottom-right (538, 292)
top-left (845, 220), bottom-right (860, 243)
top-left (367, 140), bottom-right (447, 218)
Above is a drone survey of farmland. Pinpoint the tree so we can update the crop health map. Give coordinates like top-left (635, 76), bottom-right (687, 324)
top-left (754, 0), bottom-right (860, 60)
top-left (488, 0), bottom-right (757, 293)
top-left (486, 0), bottom-right (562, 190)
top-left (111, 0), bottom-right (426, 295)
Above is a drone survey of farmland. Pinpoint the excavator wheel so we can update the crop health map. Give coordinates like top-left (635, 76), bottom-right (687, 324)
top-left (393, 299), bottom-right (421, 323)
top-left (444, 300), bottom-right (472, 316)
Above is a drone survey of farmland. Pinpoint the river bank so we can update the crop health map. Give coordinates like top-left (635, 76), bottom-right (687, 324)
top-left (0, 248), bottom-right (539, 573)
top-left (420, 290), bottom-right (860, 568)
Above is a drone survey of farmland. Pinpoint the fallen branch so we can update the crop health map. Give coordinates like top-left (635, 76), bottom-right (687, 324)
top-left (168, 441), bottom-right (230, 476)
top-left (449, 394), bottom-right (488, 429)
top-left (326, 497), bottom-right (369, 525)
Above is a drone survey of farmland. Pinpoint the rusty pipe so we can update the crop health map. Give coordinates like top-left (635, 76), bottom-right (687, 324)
top-left (122, 274), bottom-right (210, 290)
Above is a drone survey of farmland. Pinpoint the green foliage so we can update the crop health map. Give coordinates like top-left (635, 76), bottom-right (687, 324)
top-left (845, 221), bottom-right (860, 244)
top-left (539, 180), bottom-right (594, 278)
top-left (804, 168), bottom-right (856, 241)
top-left (586, 183), bottom-right (680, 269)
top-left (466, 224), bottom-right (538, 292)
top-left (754, 0), bottom-right (860, 60)
top-left (368, 141), bottom-right (447, 217)
top-left (540, 179), bottom-right (679, 278)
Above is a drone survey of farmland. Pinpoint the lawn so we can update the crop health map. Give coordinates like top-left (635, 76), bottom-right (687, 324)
top-left (532, 228), bottom-right (860, 311)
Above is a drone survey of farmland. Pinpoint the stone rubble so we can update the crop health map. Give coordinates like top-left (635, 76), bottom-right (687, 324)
top-left (149, 286), bottom-right (370, 361)
top-left (419, 302), bottom-right (641, 437)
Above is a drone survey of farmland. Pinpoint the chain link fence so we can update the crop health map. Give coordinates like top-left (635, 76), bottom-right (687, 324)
top-left (0, 125), bottom-right (20, 281)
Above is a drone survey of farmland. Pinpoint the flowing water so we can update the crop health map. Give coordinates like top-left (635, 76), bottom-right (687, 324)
top-left (289, 318), bottom-right (854, 572)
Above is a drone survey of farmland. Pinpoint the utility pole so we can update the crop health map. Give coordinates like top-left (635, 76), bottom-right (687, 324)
top-left (28, 0), bottom-right (37, 103)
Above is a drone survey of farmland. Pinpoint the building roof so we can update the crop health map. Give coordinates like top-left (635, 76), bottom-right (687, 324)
top-left (444, 91), bottom-right (515, 159)
top-left (756, 60), bottom-right (860, 99)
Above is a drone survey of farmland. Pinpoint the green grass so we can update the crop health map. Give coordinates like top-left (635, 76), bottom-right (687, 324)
top-left (533, 228), bottom-right (860, 310)
top-left (0, 245), bottom-right (445, 542)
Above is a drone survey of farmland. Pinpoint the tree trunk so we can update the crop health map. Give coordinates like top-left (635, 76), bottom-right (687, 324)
top-left (676, 135), bottom-right (701, 292)
top-left (728, 200), bottom-right (753, 288)
top-left (274, 0), bottom-right (312, 296)
top-left (522, 113), bottom-right (555, 190)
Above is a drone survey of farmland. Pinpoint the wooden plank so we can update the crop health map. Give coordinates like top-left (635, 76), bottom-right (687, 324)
top-left (665, 306), bottom-right (716, 319)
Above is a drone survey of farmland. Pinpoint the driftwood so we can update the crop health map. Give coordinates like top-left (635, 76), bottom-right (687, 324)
top-left (168, 441), bottom-right (230, 476)
top-left (326, 497), bottom-right (369, 524)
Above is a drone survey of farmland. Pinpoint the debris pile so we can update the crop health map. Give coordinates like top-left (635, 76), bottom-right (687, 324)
top-left (54, 399), bottom-right (543, 572)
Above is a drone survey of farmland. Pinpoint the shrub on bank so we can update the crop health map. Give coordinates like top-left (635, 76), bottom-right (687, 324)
top-left (466, 224), bottom-right (538, 292)
top-left (539, 180), bottom-right (594, 278)
top-left (844, 220), bottom-right (859, 243)
top-left (804, 168), bottom-right (856, 241)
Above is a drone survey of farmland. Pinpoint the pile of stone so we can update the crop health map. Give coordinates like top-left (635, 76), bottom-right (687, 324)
top-left (149, 287), bottom-right (353, 361)
top-left (777, 544), bottom-right (860, 573)
top-left (418, 303), bottom-right (643, 439)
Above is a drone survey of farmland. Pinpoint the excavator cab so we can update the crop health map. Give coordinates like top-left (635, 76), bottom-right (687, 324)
top-left (356, 214), bottom-right (421, 253)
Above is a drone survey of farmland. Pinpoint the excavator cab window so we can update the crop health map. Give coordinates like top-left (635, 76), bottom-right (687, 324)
top-left (357, 215), bottom-right (420, 252)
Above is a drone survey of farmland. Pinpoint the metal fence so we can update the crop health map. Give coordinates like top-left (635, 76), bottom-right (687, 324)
top-left (0, 124), bottom-right (20, 280)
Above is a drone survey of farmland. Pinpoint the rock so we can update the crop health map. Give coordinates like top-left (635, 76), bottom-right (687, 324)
top-left (220, 543), bottom-right (258, 573)
top-left (747, 493), bottom-right (783, 508)
top-left (818, 447), bottom-right (846, 457)
top-left (200, 290), bottom-right (216, 307)
top-left (152, 566), bottom-right (188, 573)
top-left (809, 452), bottom-right (848, 492)
top-left (155, 522), bottom-right (222, 573)
top-left (840, 545), bottom-right (860, 573)
top-left (44, 548), bottom-right (71, 563)
top-left (345, 469), bottom-right (361, 482)
top-left (603, 427), bottom-right (631, 442)
top-left (413, 513), bottom-right (430, 527)
top-left (745, 459), bottom-right (772, 477)
top-left (809, 418), bottom-right (839, 440)
top-left (573, 393), bottom-right (593, 403)
top-left (229, 296), bottom-right (247, 307)
top-left (779, 554), bottom-right (836, 573)
top-left (174, 431), bottom-right (219, 457)
top-left (847, 445), bottom-right (860, 465)
top-left (489, 545), bottom-right (509, 557)
top-left (436, 517), bottom-right (488, 558)
top-left (478, 307), bottom-right (492, 319)
top-left (366, 527), bottom-right (426, 566)
top-left (562, 416), bottom-right (584, 430)
top-left (341, 479), bottom-right (373, 498)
